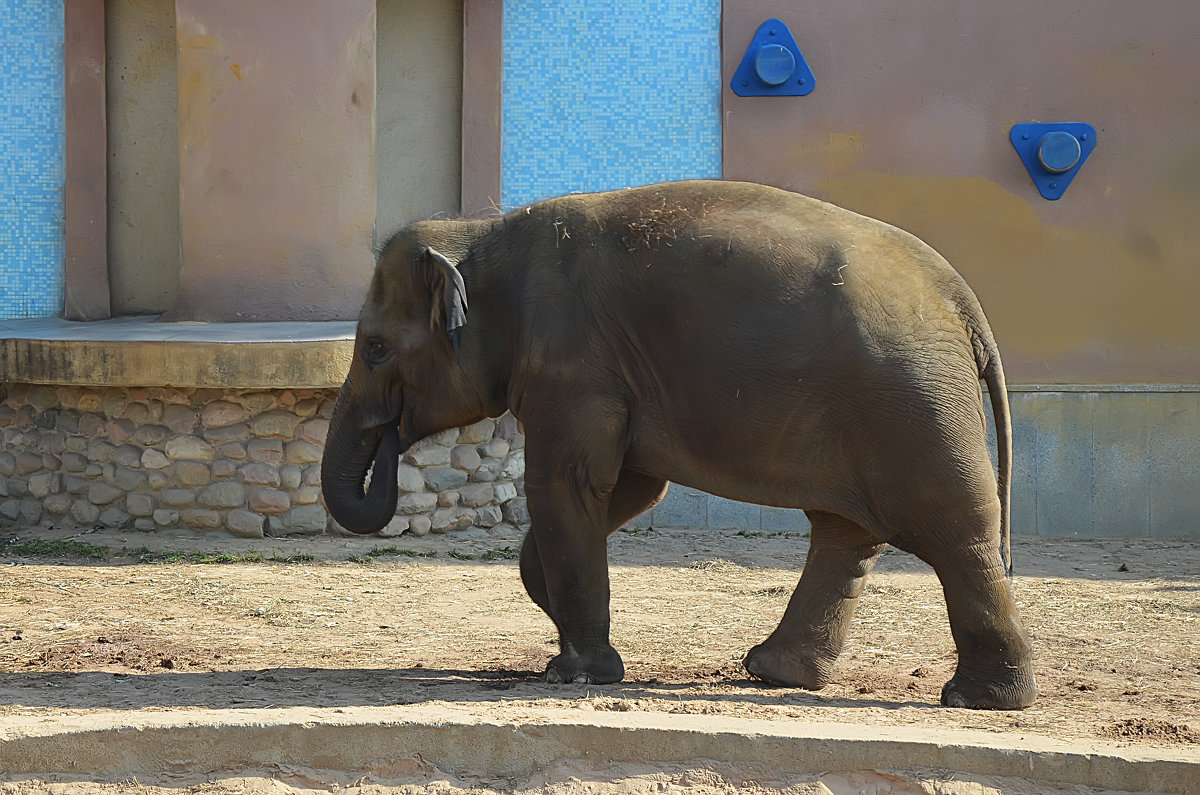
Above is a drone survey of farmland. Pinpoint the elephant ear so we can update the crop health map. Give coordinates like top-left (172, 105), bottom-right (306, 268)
top-left (424, 246), bottom-right (468, 355)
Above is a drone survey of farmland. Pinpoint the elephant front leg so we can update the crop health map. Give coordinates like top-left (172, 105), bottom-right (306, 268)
top-left (744, 511), bottom-right (884, 689)
top-left (521, 458), bottom-right (629, 684)
top-left (523, 519), bottom-right (623, 684)
top-left (519, 467), bottom-right (666, 618)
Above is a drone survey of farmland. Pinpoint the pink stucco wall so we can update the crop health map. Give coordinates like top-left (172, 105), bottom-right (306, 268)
top-left (723, 1), bottom-right (1200, 384)
top-left (168, 0), bottom-right (377, 322)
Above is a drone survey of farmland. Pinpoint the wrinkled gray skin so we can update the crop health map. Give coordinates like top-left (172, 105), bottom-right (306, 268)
top-left (321, 180), bottom-right (1037, 710)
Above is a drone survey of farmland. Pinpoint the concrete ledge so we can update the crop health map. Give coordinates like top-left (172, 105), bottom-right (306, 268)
top-left (1008, 384), bottom-right (1200, 393)
top-left (2, 705), bottom-right (1197, 792)
top-left (0, 316), bottom-right (355, 388)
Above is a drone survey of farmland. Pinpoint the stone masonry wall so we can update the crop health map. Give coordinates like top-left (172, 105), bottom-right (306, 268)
top-left (0, 384), bottom-right (528, 538)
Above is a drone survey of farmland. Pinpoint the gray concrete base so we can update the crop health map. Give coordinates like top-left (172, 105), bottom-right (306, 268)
top-left (2, 705), bottom-right (1197, 792)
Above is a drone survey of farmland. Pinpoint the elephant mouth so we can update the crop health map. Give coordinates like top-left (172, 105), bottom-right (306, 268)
top-left (363, 387), bottom-right (405, 436)
top-left (321, 410), bottom-right (402, 535)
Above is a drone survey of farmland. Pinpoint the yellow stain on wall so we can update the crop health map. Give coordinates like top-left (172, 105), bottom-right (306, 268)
top-left (787, 131), bottom-right (866, 177)
top-left (177, 34), bottom-right (228, 151)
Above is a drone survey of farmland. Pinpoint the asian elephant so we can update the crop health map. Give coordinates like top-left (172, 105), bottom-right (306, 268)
top-left (320, 180), bottom-right (1037, 710)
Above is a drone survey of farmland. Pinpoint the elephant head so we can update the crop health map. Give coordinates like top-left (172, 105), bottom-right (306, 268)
top-left (321, 224), bottom-right (501, 534)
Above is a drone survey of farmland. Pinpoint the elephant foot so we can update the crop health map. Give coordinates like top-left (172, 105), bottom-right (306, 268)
top-left (545, 644), bottom-right (624, 685)
top-left (940, 669), bottom-right (1038, 710)
top-left (743, 642), bottom-right (833, 690)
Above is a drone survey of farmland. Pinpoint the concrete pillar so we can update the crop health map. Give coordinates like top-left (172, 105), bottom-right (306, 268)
top-left (168, 1), bottom-right (376, 322)
top-left (63, 0), bottom-right (110, 321)
top-left (462, 0), bottom-right (502, 216)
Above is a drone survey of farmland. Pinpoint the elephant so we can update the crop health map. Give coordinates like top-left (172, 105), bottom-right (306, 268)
top-left (320, 179), bottom-right (1037, 710)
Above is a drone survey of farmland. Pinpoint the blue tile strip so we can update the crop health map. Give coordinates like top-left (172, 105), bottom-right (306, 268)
top-left (501, 0), bottom-right (722, 208)
top-left (0, 0), bottom-right (65, 319)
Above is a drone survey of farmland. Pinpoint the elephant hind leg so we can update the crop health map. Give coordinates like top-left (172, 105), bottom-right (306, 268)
top-left (744, 511), bottom-right (884, 689)
top-left (607, 468), bottom-right (668, 531)
top-left (519, 530), bottom-right (552, 617)
top-left (905, 534), bottom-right (1038, 710)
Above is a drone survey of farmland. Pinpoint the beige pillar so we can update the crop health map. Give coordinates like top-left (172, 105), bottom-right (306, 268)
top-left (168, 0), bottom-right (376, 322)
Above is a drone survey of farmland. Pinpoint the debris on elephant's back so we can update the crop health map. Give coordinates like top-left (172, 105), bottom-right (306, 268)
top-left (621, 196), bottom-right (707, 252)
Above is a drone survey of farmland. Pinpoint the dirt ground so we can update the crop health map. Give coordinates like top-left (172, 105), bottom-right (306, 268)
top-left (1, 524), bottom-right (1198, 794)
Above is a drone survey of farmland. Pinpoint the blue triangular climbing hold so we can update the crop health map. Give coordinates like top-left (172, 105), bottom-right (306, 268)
top-left (1010, 122), bottom-right (1098, 200)
top-left (731, 19), bottom-right (814, 97)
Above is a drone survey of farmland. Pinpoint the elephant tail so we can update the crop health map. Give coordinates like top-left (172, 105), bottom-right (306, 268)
top-left (979, 337), bottom-right (1013, 577)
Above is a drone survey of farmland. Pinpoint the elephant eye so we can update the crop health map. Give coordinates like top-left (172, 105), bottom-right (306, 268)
top-left (363, 337), bottom-right (390, 365)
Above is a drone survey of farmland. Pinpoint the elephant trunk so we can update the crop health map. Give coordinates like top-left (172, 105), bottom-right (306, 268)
top-left (320, 397), bottom-right (401, 535)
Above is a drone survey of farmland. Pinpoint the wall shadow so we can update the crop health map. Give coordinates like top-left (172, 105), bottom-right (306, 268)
top-left (0, 665), bottom-right (932, 714)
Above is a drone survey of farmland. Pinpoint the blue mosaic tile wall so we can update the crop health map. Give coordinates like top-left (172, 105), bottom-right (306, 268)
top-left (501, 1), bottom-right (809, 532)
top-left (501, 0), bottom-right (721, 208)
top-left (0, 0), bottom-right (65, 319)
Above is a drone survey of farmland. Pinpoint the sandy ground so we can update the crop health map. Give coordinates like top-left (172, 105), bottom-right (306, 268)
top-left (1, 524), bottom-right (1198, 793)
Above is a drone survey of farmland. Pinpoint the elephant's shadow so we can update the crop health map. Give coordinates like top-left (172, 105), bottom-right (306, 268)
top-left (0, 665), bottom-right (931, 714)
